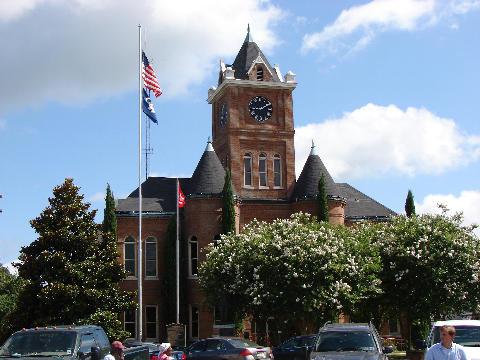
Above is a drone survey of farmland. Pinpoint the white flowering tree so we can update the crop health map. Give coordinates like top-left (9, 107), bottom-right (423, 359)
top-left (198, 213), bottom-right (382, 331)
top-left (376, 209), bottom-right (480, 344)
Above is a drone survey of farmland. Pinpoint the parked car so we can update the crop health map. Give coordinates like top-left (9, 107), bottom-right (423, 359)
top-left (186, 337), bottom-right (273, 360)
top-left (123, 341), bottom-right (186, 360)
top-left (309, 323), bottom-right (393, 360)
top-left (0, 325), bottom-right (122, 360)
top-left (273, 335), bottom-right (316, 360)
top-left (421, 320), bottom-right (480, 360)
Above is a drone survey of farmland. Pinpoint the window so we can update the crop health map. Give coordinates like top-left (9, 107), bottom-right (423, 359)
top-left (213, 234), bottom-right (221, 247)
top-left (259, 153), bottom-right (267, 187)
top-left (124, 309), bottom-right (136, 339)
top-left (79, 334), bottom-right (96, 354)
top-left (189, 236), bottom-right (198, 277)
top-left (190, 305), bottom-right (199, 339)
top-left (214, 301), bottom-right (234, 326)
top-left (243, 153), bottom-right (252, 187)
top-left (124, 236), bottom-right (135, 277)
top-left (273, 154), bottom-right (282, 187)
top-left (145, 305), bottom-right (157, 340)
top-left (145, 237), bottom-right (157, 277)
top-left (256, 66), bottom-right (264, 81)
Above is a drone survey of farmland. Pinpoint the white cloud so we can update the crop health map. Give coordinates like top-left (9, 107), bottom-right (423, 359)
top-left (2, 260), bottom-right (19, 275)
top-left (88, 191), bottom-right (105, 203)
top-left (295, 103), bottom-right (480, 180)
top-left (0, 0), bottom-right (284, 113)
top-left (301, 0), bottom-right (479, 54)
top-left (416, 190), bottom-right (480, 235)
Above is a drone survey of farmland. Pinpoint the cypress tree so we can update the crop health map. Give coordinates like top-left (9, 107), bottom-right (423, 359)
top-left (102, 183), bottom-right (117, 240)
top-left (222, 169), bottom-right (236, 234)
top-left (405, 189), bottom-right (416, 217)
top-left (14, 178), bottom-right (135, 340)
top-left (317, 174), bottom-right (329, 222)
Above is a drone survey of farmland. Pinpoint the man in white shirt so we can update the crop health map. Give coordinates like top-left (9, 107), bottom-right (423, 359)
top-left (104, 341), bottom-right (125, 360)
top-left (425, 326), bottom-right (470, 360)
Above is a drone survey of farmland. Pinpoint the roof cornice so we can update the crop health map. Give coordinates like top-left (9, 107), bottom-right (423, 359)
top-left (207, 79), bottom-right (296, 104)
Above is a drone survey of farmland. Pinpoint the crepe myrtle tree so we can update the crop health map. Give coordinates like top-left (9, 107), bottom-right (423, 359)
top-left (376, 207), bottom-right (480, 346)
top-left (198, 213), bottom-right (382, 332)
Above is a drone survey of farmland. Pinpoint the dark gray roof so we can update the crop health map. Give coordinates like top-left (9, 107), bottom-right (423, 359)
top-left (189, 145), bottom-right (225, 196)
top-left (117, 177), bottom-right (191, 213)
top-left (293, 154), bottom-right (342, 200)
top-left (231, 40), bottom-right (280, 82)
top-left (337, 183), bottom-right (397, 219)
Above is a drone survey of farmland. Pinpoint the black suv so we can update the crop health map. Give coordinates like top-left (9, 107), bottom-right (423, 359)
top-left (309, 323), bottom-right (393, 360)
top-left (0, 325), bottom-right (111, 360)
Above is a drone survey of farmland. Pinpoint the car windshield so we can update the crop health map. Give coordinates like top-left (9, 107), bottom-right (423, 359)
top-left (433, 326), bottom-right (480, 347)
top-left (228, 339), bottom-right (261, 348)
top-left (315, 331), bottom-right (376, 352)
top-left (0, 331), bottom-right (76, 357)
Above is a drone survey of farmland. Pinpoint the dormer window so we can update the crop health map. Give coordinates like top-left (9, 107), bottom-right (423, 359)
top-left (256, 66), bottom-right (264, 81)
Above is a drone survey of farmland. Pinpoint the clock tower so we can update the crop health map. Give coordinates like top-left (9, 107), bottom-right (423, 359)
top-left (208, 26), bottom-right (297, 200)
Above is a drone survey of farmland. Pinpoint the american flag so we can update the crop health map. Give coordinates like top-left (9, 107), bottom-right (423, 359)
top-left (142, 51), bottom-right (162, 97)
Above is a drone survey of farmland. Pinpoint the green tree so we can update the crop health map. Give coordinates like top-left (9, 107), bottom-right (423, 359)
top-left (13, 178), bottom-right (135, 340)
top-left (377, 209), bottom-right (480, 347)
top-left (222, 169), bottom-right (236, 234)
top-left (0, 265), bottom-right (24, 342)
top-left (199, 213), bottom-right (381, 333)
top-left (405, 189), bottom-right (416, 217)
top-left (317, 174), bottom-right (329, 222)
top-left (102, 183), bottom-right (117, 239)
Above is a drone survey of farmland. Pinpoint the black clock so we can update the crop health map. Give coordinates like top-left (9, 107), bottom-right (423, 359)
top-left (248, 96), bottom-right (272, 123)
top-left (219, 103), bottom-right (228, 126)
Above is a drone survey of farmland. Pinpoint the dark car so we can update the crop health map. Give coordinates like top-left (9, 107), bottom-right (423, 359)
top-left (309, 323), bottom-right (393, 360)
top-left (273, 335), bottom-right (316, 360)
top-left (0, 325), bottom-right (112, 360)
top-left (186, 337), bottom-right (272, 360)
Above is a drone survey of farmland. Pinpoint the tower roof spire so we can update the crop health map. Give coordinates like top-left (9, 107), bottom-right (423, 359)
top-left (244, 23), bottom-right (253, 43)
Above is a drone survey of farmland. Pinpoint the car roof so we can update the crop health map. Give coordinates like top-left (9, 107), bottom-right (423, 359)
top-left (321, 323), bottom-right (371, 331)
top-left (13, 325), bottom-right (101, 335)
top-left (433, 320), bottom-right (480, 326)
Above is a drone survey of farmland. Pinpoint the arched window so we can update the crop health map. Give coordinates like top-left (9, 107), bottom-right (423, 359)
top-left (145, 236), bottom-right (157, 278)
top-left (256, 66), bottom-right (264, 81)
top-left (189, 236), bottom-right (198, 277)
top-left (124, 236), bottom-right (135, 277)
top-left (259, 153), bottom-right (267, 187)
top-left (273, 154), bottom-right (282, 187)
top-left (243, 153), bottom-right (252, 187)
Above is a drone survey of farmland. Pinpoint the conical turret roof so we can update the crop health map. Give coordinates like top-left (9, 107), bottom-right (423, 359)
top-left (293, 142), bottom-right (342, 200)
top-left (189, 139), bottom-right (225, 196)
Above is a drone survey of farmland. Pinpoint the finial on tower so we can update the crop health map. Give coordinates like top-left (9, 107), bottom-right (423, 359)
top-left (244, 23), bottom-right (253, 43)
top-left (310, 140), bottom-right (318, 156)
top-left (205, 137), bottom-right (214, 152)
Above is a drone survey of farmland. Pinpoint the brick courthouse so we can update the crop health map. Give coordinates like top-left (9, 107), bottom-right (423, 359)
top-left (115, 28), bottom-right (395, 342)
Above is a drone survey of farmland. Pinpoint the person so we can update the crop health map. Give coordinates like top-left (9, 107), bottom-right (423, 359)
top-left (104, 341), bottom-right (125, 360)
top-left (157, 343), bottom-right (173, 360)
top-left (425, 325), bottom-right (470, 360)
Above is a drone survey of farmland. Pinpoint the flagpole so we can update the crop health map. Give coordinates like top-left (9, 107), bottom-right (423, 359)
top-left (137, 23), bottom-right (143, 341)
top-left (176, 178), bottom-right (180, 324)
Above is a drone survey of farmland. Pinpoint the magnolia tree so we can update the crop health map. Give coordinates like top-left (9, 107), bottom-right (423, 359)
top-left (376, 209), bottom-right (480, 344)
top-left (198, 213), bottom-right (382, 331)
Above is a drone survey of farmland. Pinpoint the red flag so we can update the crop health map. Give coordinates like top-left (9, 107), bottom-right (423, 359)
top-left (178, 182), bottom-right (186, 208)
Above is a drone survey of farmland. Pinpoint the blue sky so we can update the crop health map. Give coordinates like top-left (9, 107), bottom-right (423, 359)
top-left (1, 0), bottom-right (479, 269)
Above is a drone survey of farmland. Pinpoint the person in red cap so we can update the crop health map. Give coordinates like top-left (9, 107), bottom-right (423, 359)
top-left (104, 341), bottom-right (125, 360)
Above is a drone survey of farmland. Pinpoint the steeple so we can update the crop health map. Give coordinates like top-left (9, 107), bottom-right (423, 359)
top-left (244, 23), bottom-right (253, 43)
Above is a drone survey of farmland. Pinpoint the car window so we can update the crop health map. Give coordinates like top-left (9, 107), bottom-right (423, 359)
top-left (433, 326), bottom-right (480, 346)
top-left (79, 334), bottom-right (97, 353)
top-left (93, 330), bottom-right (110, 349)
top-left (280, 338), bottom-right (299, 348)
top-left (0, 331), bottom-right (76, 356)
top-left (205, 340), bottom-right (226, 351)
top-left (189, 341), bottom-right (206, 352)
top-left (228, 339), bottom-right (260, 348)
top-left (315, 331), bottom-right (376, 352)
top-left (300, 336), bottom-right (316, 347)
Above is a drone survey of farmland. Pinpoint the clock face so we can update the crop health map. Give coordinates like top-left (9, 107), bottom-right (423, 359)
top-left (248, 96), bottom-right (272, 123)
top-left (219, 103), bottom-right (228, 126)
